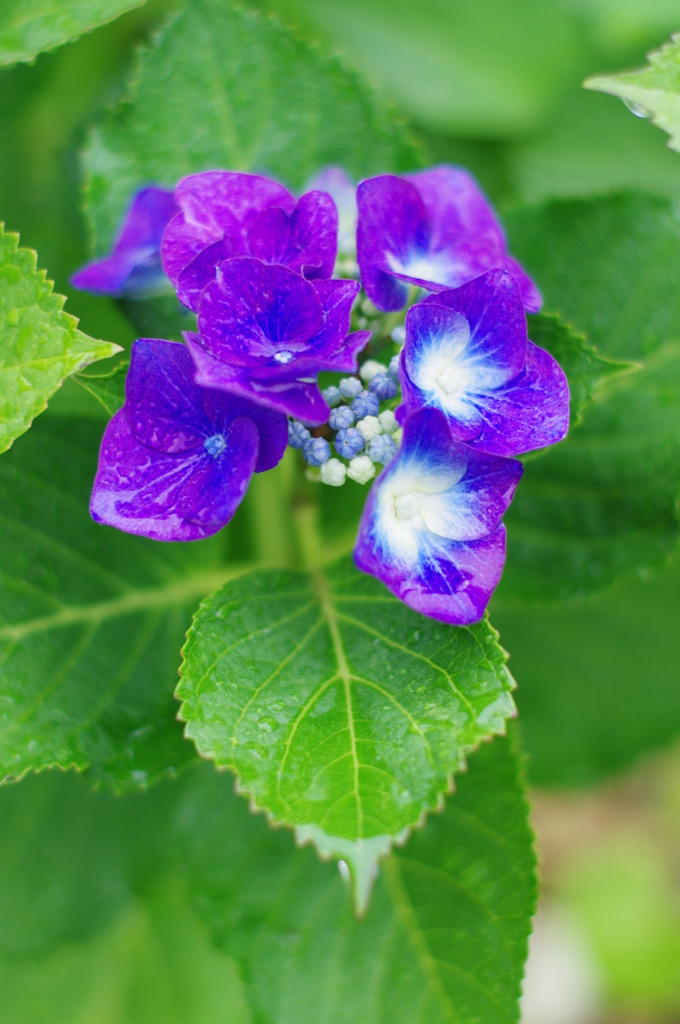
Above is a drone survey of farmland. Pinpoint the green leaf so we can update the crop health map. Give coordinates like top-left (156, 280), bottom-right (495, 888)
top-left (177, 733), bottom-right (536, 1024)
top-left (0, 226), bottom-right (120, 453)
top-left (265, 0), bottom-right (581, 137)
top-left (493, 550), bottom-right (680, 787)
top-left (0, 414), bottom-right (242, 790)
top-left (528, 312), bottom-right (635, 431)
top-left (83, 0), bottom-right (420, 254)
top-left (586, 34), bottom-right (680, 153)
top-left (73, 359), bottom-right (128, 417)
top-left (495, 194), bottom-right (680, 600)
top-left (177, 560), bottom-right (516, 912)
top-left (1, 881), bottom-right (251, 1024)
top-left (0, 769), bottom-right (177, 956)
top-left (0, 0), bottom-right (147, 67)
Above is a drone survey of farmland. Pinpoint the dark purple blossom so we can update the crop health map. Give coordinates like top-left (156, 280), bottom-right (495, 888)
top-left (161, 171), bottom-right (339, 312)
top-left (71, 187), bottom-right (178, 296)
top-left (354, 408), bottom-right (522, 625)
top-left (185, 258), bottom-right (369, 423)
top-left (397, 270), bottom-right (569, 457)
top-left (356, 165), bottom-right (541, 314)
top-left (90, 339), bottom-right (287, 541)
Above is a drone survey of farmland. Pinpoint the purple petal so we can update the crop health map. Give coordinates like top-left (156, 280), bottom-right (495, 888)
top-left (352, 408), bottom-right (520, 624)
top-left (186, 335), bottom-right (330, 425)
top-left (90, 410), bottom-right (255, 541)
top-left (72, 187), bottom-right (177, 296)
top-left (179, 417), bottom-right (259, 526)
top-left (248, 191), bottom-right (338, 279)
top-left (198, 258), bottom-right (323, 363)
top-left (405, 166), bottom-right (505, 269)
top-left (125, 339), bottom-right (210, 453)
top-left (398, 271), bottom-right (530, 433)
top-left (201, 388), bottom-right (289, 472)
top-left (357, 175), bottom-right (429, 311)
top-left (467, 340), bottom-right (570, 456)
top-left (355, 522), bottom-right (507, 626)
top-left (356, 166), bottom-right (542, 313)
top-left (162, 171), bottom-right (295, 299)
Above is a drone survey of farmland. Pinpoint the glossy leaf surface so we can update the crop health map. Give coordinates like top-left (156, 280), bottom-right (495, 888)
top-left (0, 226), bottom-right (120, 453)
top-left (0, 415), bottom-right (234, 789)
top-left (586, 34), bottom-right (680, 153)
top-left (177, 560), bottom-right (515, 909)
top-left (177, 734), bottom-right (535, 1024)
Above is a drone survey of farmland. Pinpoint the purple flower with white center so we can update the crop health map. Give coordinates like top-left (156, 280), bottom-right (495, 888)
top-left (397, 270), bottom-right (569, 457)
top-left (90, 339), bottom-right (287, 542)
top-left (356, 165), bottom-right (542, 314)
top-left (161, 171), bottom-right (339, 312)
top-left (72, 187), bottom-right (178, 297)
top-left (354, 408), bottom-right (522, 625)
top-left (185, 258), bottom-right (369, 424)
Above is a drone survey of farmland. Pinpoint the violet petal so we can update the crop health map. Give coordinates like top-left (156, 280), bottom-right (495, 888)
top-left (198, 258), bottom-right (323, 363)
top-left (72, 187), bottom-right (177, 296)
top-left (179, 417), bottom-right (259, 526)
top-left (125, 339), bottom-right (211, 453)
top-left (353, 408), bottom-right (521, 624)
top-left (162, 171), bottom-right (295, 299)
top-left (248, 190), bottom-right (338, 279)
top-left (90, 410), bottom-right (237, 542)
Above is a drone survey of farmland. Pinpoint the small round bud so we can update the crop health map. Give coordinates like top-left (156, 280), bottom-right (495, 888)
top-left (368, 433), bottom-right (398, 465)
top-left (338, 376), bottom-right (363, 400)
top-left (320, 458), bottom-right (347, 487)
top-left (393, 427), bottom-right (404, 446)
top-left (351, 390), bottom-right (380, 418)
top-left (378, 409), bottom-right (398, 434)
top-left (288, 421), bottom-right (311, 449)
top-left (359, 359), bottom-right (385, 383)
top-left (302, 436), bottom-right (331, 466)
top-left (391, 325), bottom-right (406, 346)
top-left (356, 415), bottom-right (381, 441)
top-left (329, 405), bottom-right (355, 430)
top-left (335, 427), bottom-right (365, 458)
top-left (388, 354), bottom-right (401, 379)
top-left (368, 372), bottom-right (398, 400)
top-left (322, 385), bottom-right (342, 408)
top-left (347, 455), bottom-right (376, 485)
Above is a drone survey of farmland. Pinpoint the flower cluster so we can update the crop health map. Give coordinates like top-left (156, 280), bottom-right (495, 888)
top-left (75, 164), bottom-right (569, 623)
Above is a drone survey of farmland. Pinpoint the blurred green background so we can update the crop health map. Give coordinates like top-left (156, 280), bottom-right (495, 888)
top-left (1, 1), bottom-right (679, 1021)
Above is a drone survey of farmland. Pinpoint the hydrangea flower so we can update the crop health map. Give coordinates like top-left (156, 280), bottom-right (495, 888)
top-left (354, 408), bottom-right (522, 624)
top-left (397, 270), bottom-right (569, 457)
top-left (185, 258), bottom-right (369, 423)
top-left (161, 171), bottom-right (339, 311)
top-left (91, 339), bottom-right (287, 541)
top-left (356, 165), bottom-right (542, 314)
top-left (71, 187), bottom-right (178, 296)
